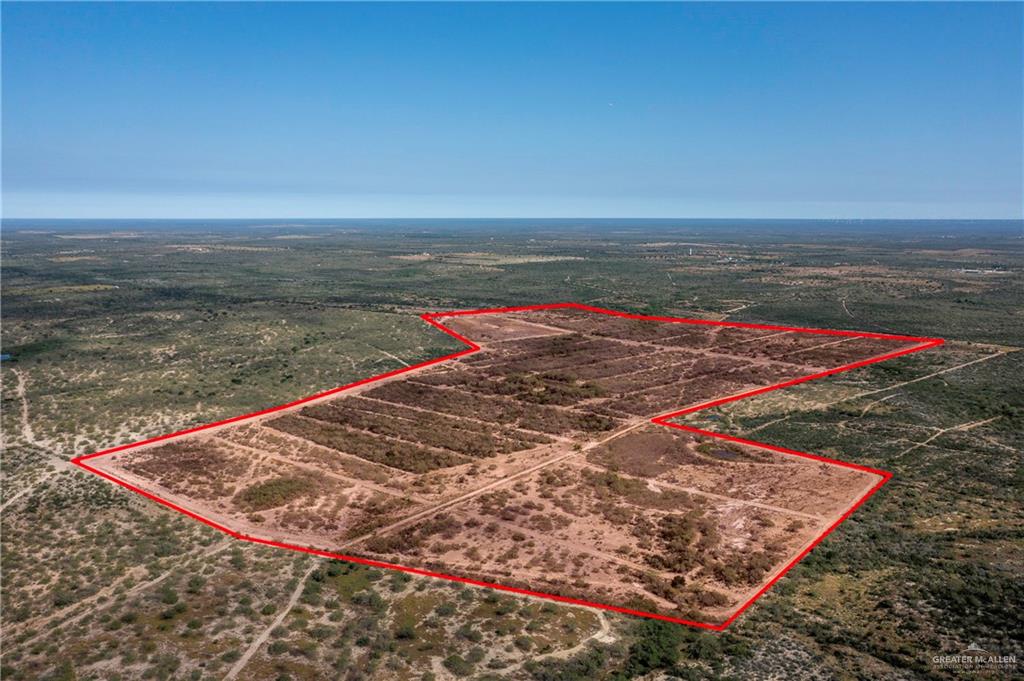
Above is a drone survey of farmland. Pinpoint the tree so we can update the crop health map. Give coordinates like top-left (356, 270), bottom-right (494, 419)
top-left (619, 620), bottom-right (684, 677)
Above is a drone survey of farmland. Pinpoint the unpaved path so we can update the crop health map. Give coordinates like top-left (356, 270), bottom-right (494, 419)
top-left (841, 299), bottom-right (855, 319)
top-left (213, 435), bottom-right (431, 504)
top-left (8, 368), bottom-right (39, 445)
top-left (743, 349), bottom-right (1015, 436)
top-left (226, 561), bottom-right (318, 680)
top-left (858, 393), bottom-right (899, 418)
top-left (574, 460), bottom-right (827, 523)
top-left (365, 343), bottom-right (411, 367)
top-left (725, 469), bottom-right (885, 616)
top-left (893, 416), bottom-right (1002, 459)
top-left (337, 416), bottom-right (652, 549)
top-left (723, 301), bottom-right (755, 314)
top-left (356, 394), bottom-right (573, 442)
top-left (837, 349), bottom-right (1015, 403)
top-left (0, 469), bottom-right (62, 512)
top-left (2, 368), bottom-right (73, 511)
top-left (501, 610), bottom-right (614, 674)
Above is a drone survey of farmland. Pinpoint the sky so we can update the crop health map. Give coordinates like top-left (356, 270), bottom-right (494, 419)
top-left (2, 2), bottom-right (1022, 220)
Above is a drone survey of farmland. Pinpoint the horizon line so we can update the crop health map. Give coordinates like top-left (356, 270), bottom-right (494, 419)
top-left (4, 216), bottom-right (1022, 223)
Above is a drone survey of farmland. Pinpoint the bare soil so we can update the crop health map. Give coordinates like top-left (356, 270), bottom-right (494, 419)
top-left (90, 308), bottom-right (913, 625)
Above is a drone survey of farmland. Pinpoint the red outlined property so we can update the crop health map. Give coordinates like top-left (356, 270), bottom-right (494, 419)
top-left (72, 303), bottom-right (942, 630)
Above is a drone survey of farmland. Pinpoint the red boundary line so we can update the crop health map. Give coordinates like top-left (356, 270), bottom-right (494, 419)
top-left (71, 302), bottom-right (943, 630)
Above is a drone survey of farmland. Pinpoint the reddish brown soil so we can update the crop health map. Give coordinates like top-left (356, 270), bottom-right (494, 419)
top-left (91, 308), bottom-right (914, 625)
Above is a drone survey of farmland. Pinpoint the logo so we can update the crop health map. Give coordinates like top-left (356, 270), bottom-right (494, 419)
top-left (932, 642), bottom-right (1017, 674)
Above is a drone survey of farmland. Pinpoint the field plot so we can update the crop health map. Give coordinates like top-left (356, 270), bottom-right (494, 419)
top-left (76, 303), bottom-right (940, 628)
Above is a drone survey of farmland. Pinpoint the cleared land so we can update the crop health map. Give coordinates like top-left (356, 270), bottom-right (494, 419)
top-left (84, 306), bottom-right (930, 627)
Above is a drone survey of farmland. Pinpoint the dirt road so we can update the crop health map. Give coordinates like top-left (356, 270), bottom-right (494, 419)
top-left (226, 561), bottom-right (319, 680)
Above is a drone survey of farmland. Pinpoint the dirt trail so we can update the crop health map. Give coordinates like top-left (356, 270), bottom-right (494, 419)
top-left (716, 329), bottom-right (791, 348)
top-left (473, 327), bottom-right (827, 374)
top-left (356, 394), bottom-right (573, 442)
top-left (779, 336), bottom-right (853, 359)
top-left (465, 317), bottom-right (577, 339)
top-left (841, 299), bottom-right (855, 318)
top-left (743, 349), bottom-right (1015, 436)
top-left (365, 343), bottom-right (411, 367)
top-left (226, 561), bottom-right (318, 680)
top-left (893, 416), bottom-right (1002, 459)
top-left (5, 367), bottom-right (67, 465)
top-left (288, 411), bottom-right (475, 464)
top-left (0, 469), bottom-right (61, 512)
top-left (338, 448), bottom-right (583, 548)
top-left (575, 460), bottom-right (827, 522)
top-left (841, 350), bottom-right (1015, 402)
top-left (501, 610), bottom-right (614, 674)
top-left (454, 511), bottom-right (664, 576)
top-left (7, 368), bottom-right (43, 447)
top-left (337, 416), bottom-right (652, 549)
top-left (214, 435), bottom-right (430, 504)
top-left (2, 368), bottom-right (73, 512)
top-left (858, 393), bottom-right (899, 417)
top-left (723, 301), bottom-right (754, 314)
top-left (726, 470), bottom-right (884, 617)
top-left (250, 424), bottom-right (416, 478)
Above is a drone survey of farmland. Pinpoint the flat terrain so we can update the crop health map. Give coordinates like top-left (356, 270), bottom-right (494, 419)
top-left (2, 220), bottom-right (1020, 680)
top-left (87, 307), bottom-right (922, 626)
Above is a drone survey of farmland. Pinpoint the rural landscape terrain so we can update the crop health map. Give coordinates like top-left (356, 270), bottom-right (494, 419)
top-left (85, 303), bottom-right (928, 628)
top-left (2, 219), bottom-right (1021, 680)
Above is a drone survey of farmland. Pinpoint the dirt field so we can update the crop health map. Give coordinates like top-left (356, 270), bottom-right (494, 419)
top-left (87, 306), bottom-right (927, 626)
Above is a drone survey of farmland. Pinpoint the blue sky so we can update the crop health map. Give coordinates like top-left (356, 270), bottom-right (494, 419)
top-left (3, 2), bottom-right (1021, 219)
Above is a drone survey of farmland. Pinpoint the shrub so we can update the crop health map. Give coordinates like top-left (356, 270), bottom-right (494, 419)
top-left (235, 476), bottom-right (313, 511)
top-left (443, 654), bottom-right (473, 676)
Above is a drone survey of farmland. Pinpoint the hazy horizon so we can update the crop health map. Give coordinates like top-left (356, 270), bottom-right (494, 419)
top-left (5, 217), bottom-right (1021, 228)
top-left (5, 208), bottom-right (1023, 222)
